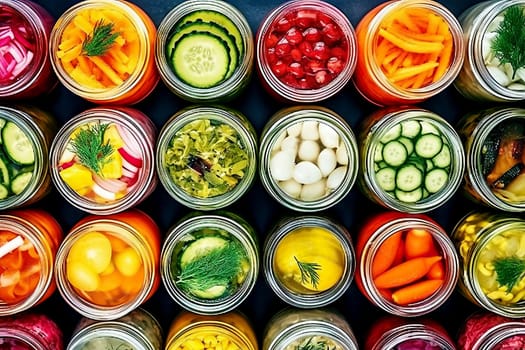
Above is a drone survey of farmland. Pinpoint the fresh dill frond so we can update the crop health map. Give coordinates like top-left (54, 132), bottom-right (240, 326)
top-left (68, 122), bottom-right (113, 174)
top-left (296, 337), bottom-right (334, 350)
top-left (491, 5), bottom-right (525, 79)
top-left (294, 256), bottom-right (321, 290)
top-left (494, 256), bottom-right (525, 291)
top-left (82, 20), bottom-right (120, 56)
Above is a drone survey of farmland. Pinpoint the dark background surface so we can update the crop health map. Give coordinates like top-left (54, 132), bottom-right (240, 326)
top-left (23, 0), bottom-right (507, 347)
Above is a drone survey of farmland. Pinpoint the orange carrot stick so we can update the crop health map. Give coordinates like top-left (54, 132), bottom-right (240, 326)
top-left (372, 232), bottom-right (403, 278)
top-left (427, 261), bottom-right (445, 279)
top-left (374, 256), bottom-right (442, 289)
top-left (392, 279), bottom-right (443, 305)
top-left (389, 62), bottom-right (439, 82)
top-left (405, 229), bottom-right (435, 259)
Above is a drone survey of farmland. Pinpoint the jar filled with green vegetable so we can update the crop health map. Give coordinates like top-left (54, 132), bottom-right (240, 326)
top-left (160, 211), bottom-right (259, 314)
top-left (457, 107), bottom-right (525, 212)
top-left (263, 215), bottom-right (355, 308)
top-left (452, 211), bottom-right (525, 317)
top-left (454, 0), bottom-right (525, 102)
top-left (358, 106), bottom-right (465, 213)
top-left (262, 308), bottom-right (358, 350)
top-left (259, 105), bottom-right (358, 212)
top-left (156, 105), bottom-right (257, 210)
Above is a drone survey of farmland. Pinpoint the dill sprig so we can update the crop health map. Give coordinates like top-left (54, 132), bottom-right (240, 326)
top-left (68, 123), bottom-right (113, 175)
top-left (294, 256), bottom-right (321, 290)
top-left (296, 337), bottom-right (334, 350)
top-left (82, 20), bottom-right (120, 56)
top-left (494, 256), bottom-right (525, 291)
top-left (491, 5), bottom-right (525, 79)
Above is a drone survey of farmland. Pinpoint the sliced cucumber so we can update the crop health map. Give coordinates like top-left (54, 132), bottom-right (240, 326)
top-left (425, 168), bottom-right (448, 193)
top-left (374, 143), bottom-right (384, 162)
top-left (0, 157), bottom-right (9, 185)
top-left (420, 121), bottom-right (440, 135)
top-left (375, 167), bottom-right (396, 192)
top-left (395, 187), bottom-right (423, 203)
top-left (2, 122), bottom-right (34, 165)
top-left (180, 236), bottom-right (228, 267)
top-left (380, 124), bottom-right (401, 143)
top-left (401, 120), bottom-right (421, 138)
top-left (396, 164), bottom-right (423, 192)
top-left (415, 133), bottom-right (443, 159)
top-left (398, 137), bottom-right (414, 156)
top-left (0, 184), bottom-right (8, 199)
top-left (0, 118), bottom-right (6, 144)
top-left (382, 140), bottom-right (408, 167)
top-left (191, 284), bottom-right (227, 299)
top-left (432, 144), bottom-right (451, 168)
top-left (10, 171), bottom-right (32, 195)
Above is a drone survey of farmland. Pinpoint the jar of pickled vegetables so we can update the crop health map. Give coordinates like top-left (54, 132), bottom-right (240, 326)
top-left (457, 107), bottom-right (525, 212)
top-left (256, 0), bottom-right (357, 103)
top-left (0, 313), bottom-right (63, 350)
top-left (458, 312), bottom-right (525, 350)
top-left (156, 105), bottom-right (257, 210)
top-left (49, 106), bottom-right (157, 215)
top-left (358, 106), bottom-right (465, 213)
top-left (0, 209), bottom-right (62, 316)
top-left (454, 1), bottom-right (525, 102)
top-left (54, 209), bottom-right (160, 320)
top-left (259, 105), bottom-right (358, 212)
top-left (156, 0), bottom-right (253, 103)
top-left (0, 0), bottom-right (56, 99)
top-left (263, 308), bottom-right (358, 350)
top-left (353, 0), bottom-right (464, 106)
top-left (356, 211), bottom-right (459, 316)
top-left (49, 0), bottom-right (158, 104)
top-left (165, 311), bottom-right (258, 350)
top-left (160, 211), bottom-right (258, 315)
top-left (67, 308), bottom-right (162, 350)
top-left (365, 315), bottom-right (455, 350)
top-left (452, 211), bottom-right (525, 318)
top-left (263, 215), bottom-right (355, 308)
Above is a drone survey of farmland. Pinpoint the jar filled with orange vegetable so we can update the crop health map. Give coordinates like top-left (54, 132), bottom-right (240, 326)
top-left (356, 211), bottom-right (459, 316)
top-left (165, 310), bottom-right (258, 350)
top-left (0, 209), bottom-right (63, 316)
top-left (49, 0), bottom-right (158, 104)
top-left (49, 106), bottom-right (157, 215)
top-left (54, 209), bottom-right (160, 320)
top-left (263, 215), bottom-right (355, 308)
top-left (353, 0), bottom-right (464, 106)
top-left (457, 107), bottom-right (525, 212)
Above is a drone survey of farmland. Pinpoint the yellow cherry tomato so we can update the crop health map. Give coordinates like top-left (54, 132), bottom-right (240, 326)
top-left (114, 247), bottom-right (142, 277)
top-left (66, 260), bottom-right (100, 292)
top-left (68, 231), bottom-right (112, 274)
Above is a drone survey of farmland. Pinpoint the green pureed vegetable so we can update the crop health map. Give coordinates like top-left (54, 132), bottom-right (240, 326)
top-left (164, 118), bottom-right (249, 198)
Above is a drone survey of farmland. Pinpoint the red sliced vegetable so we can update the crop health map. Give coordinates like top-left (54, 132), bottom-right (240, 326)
top-left (0, 11), bottom-right (35, 83)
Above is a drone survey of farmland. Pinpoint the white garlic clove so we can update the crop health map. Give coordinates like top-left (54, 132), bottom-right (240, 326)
top-left (270, 150), bottom-right (296, 181)
top-left (298, 140), bottom-right (321, 161)
top-left (508, 83), bottom-right (525, 91)
top-left (293, 161), bottom-right (322, 184)
top-left (286, 122), bottom-right (303, 137)
top-left (318, 123), bottom-right (339, 148)
top-left (301, 121), bottom-right (320, 140)
top-left (300, 179), bottom-right (326, 201)
top-left (482, 36), bottom-right (492, 62)
top-left (278, 179), bottom-right (302, 198)
top-left (280, 136), bottom-right (300, 157)
top-left (487, 65), bottom-right (511, 86)
top-left (272, 131), bottom-right (286, 152)
top-left (317, 148), bottom-right (337, 177)
top-left (327, 166), bottom-right (347, 189)
top-left (336, 142), bottom-right (349, 165)
top-left (516, 67), bottom-right (525, 82)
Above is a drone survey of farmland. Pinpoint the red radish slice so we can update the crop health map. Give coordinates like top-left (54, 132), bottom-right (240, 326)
top-left (121, 167), bottom-right (137, 178)
top-left (118, 147), bottom-right (143, 168)
top-left (122, 157), bottom-right (140, 174)
top-left (92, 183), bottom-right (117, 201)
top-left (115, 123), bottom-right (142, 157)
top-left (120, 174), bottom-right (138, 187)
top-left (93, 174), bottom-right (128, 193)
top-left (58, 160), bottom-right (76, 171)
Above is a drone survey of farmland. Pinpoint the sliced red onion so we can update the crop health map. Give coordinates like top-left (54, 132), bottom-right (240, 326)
top-left (0, 17), bottom-right (34, 83)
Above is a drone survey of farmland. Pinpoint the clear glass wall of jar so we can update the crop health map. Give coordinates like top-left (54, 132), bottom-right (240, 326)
top-left (0, 0), bottom-right (56, 99)
top-left (54, 209), bottom-right (160, 320)
top-left (353, 0), bottom-right (464, 106)
top-left (259, 105), bottom-right (358, 212)
top-left (0, 313), bottom-right (63, 350)
top-left (49, 106), bottom-right (157, 215)
top-left (49, 0), bottom-right (158, 104)
top-left (457, 107), bottom-right (525, 212)
top-left (356, 211), bottom-right (459, 317)
top-left (156, 0), bottom-right (253, 103)
top-left (156, 105), bottom-right (257, 210)
top-left (454, 1), bottom-right (525, 102)
top-left (67, 308), bottom-right (163, 350)
top-left (160, 211), bottom-right (259, 315)
top-left (263, 215), bottom-right (355, 308)
top-left (358, 106), bottom-right (465, 213)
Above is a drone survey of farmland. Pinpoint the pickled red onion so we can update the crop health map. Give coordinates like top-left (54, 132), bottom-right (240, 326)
top-left (0, 25), bottom-right (34, 83)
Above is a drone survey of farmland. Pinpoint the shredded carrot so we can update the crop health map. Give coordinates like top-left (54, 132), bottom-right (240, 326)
top-left (378, 28), bottom-right (444, 54)
top-left (391, 279), bottom-right (443, 305)
top-left (389, 62), bottom-right (439, 82)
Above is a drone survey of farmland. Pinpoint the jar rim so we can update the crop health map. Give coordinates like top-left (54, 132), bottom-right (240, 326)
top-left (471, 321), bottom-right (525, 350)
top-left (0, 327), bottom-right (46, 350)
top-left (372, 324), bottom-right (455, 350)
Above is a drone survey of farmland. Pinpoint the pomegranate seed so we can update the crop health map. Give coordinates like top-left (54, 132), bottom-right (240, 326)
top-left (281, 73), bottom-right (298, 87)
top-left (317, 13), bottom-right (334, 28)
top-left (327, 57), bottom-right (345, 74)
top-left (297, 76), bottom-right (316, 89)
top-left (275, 39), bottom-right (291, 57)
top-left (266, 48), bottom-right (277, 64)
top-left (288, 62), bottom-right (305, 78)
top-left (271, 60), bottom-right (287, 77)
top-left (295, 10), bottom-right (317, 29)
top-left (304, 59), bottom-right (324, 73)
top-left (274, 16), bottom-right (292, 33)
top-left (298, 41), bottom-right (314, 58)
top-left (303, 27), bottom-right (322, 42)
top-left (290, 48), bottom-right (302, 61)
top-left (265, 34), bottom-right (279, 48)
top-left (315, 70), bottom-right (332, 85)
top-left (323, 23), bottom-right (343, 45)
top-left (312, 41), bottom-right (330, 60)
top-left (330, 46), bottom-right (346, 59)
top-left (285, 27), bottom-right (303, 45)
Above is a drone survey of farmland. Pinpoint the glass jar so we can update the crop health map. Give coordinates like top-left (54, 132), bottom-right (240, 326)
top-left (0, 105), bottom-right (57, 209)
top-left (0, 0), bottom-right (56, 99)
top-left (0, 313), bottom-right (63, 350)
top-left (458, 312), bottom-right (525, 350)
top-left (454, 1), bottom-right (525, 102)
top-left (457, 107), bottom-right (525, 212)
top-left (165, 311), bottom-right (258, 350)
top-left (0, 209), bottom-right (63, 316)
top-left (259, 105), bottom-right (358, 212)
top-left (452, 211), bottom-right (525, 318)
top-left (365, 315), bottom-right (455, 350)
top-left (156, 105), bottom-right (257, 210)
top-left (67, 308), bottom-right (162, 350)
top-left (160, 211), bottom-right (259, 315)
top-left (54, 209), bottom-right (161, 320)
top-left (256, 0), bottom-right (357, 103)
top-left (263, 215), bottom-right (355, 308)
top-left (49, 0), bottom-right (158, 105)
top-left (353, 0), bottom-right (464, 106)
top-left (356, 211), bottom-right (459, 317)
top-left (263, 308), bottom-right (358, 350)
top-left (156, 0), bottom-right (253, 103)
top-left (49, 106), bottom-right (157, 215)
top-left (358, 106), bottom-right (465, 213)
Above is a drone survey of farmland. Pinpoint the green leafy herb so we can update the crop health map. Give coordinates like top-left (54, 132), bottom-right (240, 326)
top-left (68, 122), bottom-right (113, 174)
top-left (82, 19), bottom-right (120, 56)
top-left (294, 256), bottom-right (321, 290)
top-left (296, 337), bottom-right (334, 350)
top-left (494, 256), bottom-right (525, 291)
top-left (491, 5), bottom-right (525, 79)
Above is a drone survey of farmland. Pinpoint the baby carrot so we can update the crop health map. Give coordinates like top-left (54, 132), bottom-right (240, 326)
top-left (393, 239), bottom-right (405, 265)
top-left (372, 231), bottom-right (403, 277)
top-left (405, 229), bottom-right (435, 259)
top-left (374, 255), bottom-right (442, 289)
top-left (391, 279), bottom-right (443, 305)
